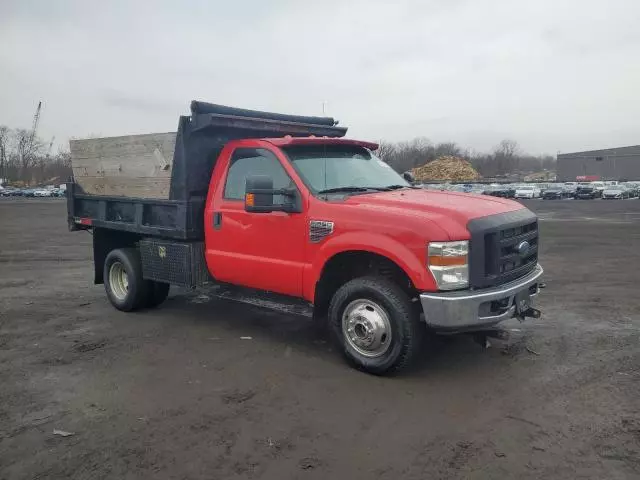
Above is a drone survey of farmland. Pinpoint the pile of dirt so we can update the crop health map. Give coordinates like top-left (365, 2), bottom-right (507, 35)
top-left (411, 156), bottom-right (481, 182)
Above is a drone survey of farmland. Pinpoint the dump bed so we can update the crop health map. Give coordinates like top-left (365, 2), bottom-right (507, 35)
top-left (67, 101), bottom-right (347, 239)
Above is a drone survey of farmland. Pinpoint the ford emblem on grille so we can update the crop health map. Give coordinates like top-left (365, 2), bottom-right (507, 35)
top-left (517, 240), bottom-right (530, 257)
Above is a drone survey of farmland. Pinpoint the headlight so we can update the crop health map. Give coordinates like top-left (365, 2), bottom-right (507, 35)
top-left (428, 241), bottom-right (469, 290)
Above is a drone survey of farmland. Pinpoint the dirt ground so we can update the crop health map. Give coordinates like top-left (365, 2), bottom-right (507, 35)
top-left (1, 198), bottom-right (639, 479)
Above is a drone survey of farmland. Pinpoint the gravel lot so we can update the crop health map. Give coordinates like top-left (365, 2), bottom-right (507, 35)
top-left (1, 198), bottom-right (639, 479)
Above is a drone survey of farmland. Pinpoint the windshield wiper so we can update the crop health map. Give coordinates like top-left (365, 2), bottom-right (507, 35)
top-left (317, 186), bottom-right (378, 194)
top-left (317, 185), bottom-right (418, 195)
top-left (377, 184), bottom-right (420, 191)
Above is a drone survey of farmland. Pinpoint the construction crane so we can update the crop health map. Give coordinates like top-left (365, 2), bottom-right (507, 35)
top-left (27, 101), bottom-right (42, 154)
top-left (18, 101), bottom-right (42, 165)
top-left (46, 136), bottom-right (55, 158)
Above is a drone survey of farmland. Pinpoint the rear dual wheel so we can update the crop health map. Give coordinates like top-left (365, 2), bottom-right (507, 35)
top-left (146, 281), bottom-right (170, 308)
top-left (104, 248), bottom-right (170, 311)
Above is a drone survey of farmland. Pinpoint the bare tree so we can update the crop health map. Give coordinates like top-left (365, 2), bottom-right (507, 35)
top-left (495, 139), bottom-right (519, 158)
top-left (379, 136), bottom-right (554, 179)
top-left (0, 126), bottom-right (9, 182)
top-left (434, 142), bottom-right (463, 158)
top-left (375, 139), bottom-right (471, 173)
top-left (13, 128), bottom-right (45, 181)
top-left (0, 126), bottom-right (71, 185)
top-left (384, 137), bottom-right (435, 172)
top-left (492, 139), bottom-right (520, 175)
top-left (377, 141), bottom-right (397, 164)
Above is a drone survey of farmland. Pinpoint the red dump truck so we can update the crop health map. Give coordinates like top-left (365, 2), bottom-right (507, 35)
top-left (67, 101), bottom-right (543, 374)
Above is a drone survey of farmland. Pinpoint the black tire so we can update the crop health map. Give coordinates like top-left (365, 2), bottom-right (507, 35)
top-left (103, 248), bottom-right (148, 312)
top-left (144, 281), bottom-right (170, 308)
top-left (328, 276), bottom-right (422, 375)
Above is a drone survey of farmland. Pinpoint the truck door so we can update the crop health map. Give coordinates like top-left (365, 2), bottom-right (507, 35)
top-left (205, 146), bottom-right (307, 297)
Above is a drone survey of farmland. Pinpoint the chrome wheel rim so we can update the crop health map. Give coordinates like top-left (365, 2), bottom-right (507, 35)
top-left (341, 299), bottom-right (392, 358)
top-left (109, 261), bottom-right (129, 301)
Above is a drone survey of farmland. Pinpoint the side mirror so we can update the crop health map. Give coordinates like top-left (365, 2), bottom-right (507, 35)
top-left (244, 175), bottom-right (301, 213)
top-left (402, 171), bottom-right (416, 185)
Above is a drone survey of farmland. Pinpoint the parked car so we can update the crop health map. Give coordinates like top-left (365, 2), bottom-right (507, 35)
top-left (590, 181), bottom-right (606, 192)
top-left (483, 185), bottom-right (516, 198)
top-left (33, 188), bottom-right (53, 197)
top-left (468, 185), bottom-right (487, 195)
top-left (22, 188), bottom-right (37, 197)
top-left (4, 187), bottom-right (26, 196)
top-left (622, 183), bottom-right (640, 198)
top-left (421, 183), bottom-right (447, 191)
top-left (515, 185), bottom-right (541, 199)
top-left (575, 186), bottom-right (601, 199)
top-left (536, 183), bottom-right (552, 195)
top-left (542, 187), bottom-right (572, 200)
top-left (602, 186), bottom-right (631, 199)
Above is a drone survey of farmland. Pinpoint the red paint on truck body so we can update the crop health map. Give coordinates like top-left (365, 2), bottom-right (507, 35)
top-left (204, 137), bottom-right (527, 303)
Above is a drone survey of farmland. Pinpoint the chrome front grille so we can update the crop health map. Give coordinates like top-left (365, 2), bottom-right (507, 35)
top-left (490, 222), bottom-right (538, 278)
top-left (467, 209), bottom-right (539, 289)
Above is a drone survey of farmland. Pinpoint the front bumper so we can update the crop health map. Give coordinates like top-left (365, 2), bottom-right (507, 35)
top-left (420, 264), bottom-right (543, 331)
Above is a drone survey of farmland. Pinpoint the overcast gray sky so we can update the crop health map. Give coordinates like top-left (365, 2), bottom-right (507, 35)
top-left (1, 0), bottom-right (639, 155)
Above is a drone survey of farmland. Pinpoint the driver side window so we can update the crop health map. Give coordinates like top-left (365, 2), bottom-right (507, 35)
top-left (224, 148), bottom-right (292, 204)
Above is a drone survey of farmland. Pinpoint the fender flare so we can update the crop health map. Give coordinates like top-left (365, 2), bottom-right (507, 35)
top-left (303, 232), bottom-right (436, 302)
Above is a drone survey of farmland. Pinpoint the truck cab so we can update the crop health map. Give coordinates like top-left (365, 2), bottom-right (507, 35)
top-left (67, 101), bottom-right (543, 375)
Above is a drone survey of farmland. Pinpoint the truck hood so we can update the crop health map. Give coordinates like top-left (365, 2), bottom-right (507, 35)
top-left (343, 189), bottom-right (524, 233)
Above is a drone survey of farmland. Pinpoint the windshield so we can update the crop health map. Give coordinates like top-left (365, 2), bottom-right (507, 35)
top-left (283, 145), bottom-right (408, 194)
top-left (519, 186), bottom-right (534, 190)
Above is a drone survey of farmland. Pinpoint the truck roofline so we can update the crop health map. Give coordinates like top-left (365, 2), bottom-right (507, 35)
top-left (261, 137), bottom-right (379, 150)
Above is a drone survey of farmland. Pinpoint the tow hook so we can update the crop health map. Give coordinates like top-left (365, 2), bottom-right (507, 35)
top-left (518, 307), bottom-right (541, 321)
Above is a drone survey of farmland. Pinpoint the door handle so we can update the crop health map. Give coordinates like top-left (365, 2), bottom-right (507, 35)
top-left (213, 212), bottom-right (222, 230)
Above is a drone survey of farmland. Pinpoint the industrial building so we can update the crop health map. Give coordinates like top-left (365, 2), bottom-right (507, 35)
top-left (557, 145), bottom-right (640, 181)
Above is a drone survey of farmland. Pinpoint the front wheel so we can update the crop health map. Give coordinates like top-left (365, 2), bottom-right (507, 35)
top-left (328, 276), bottom-right (422, 375)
